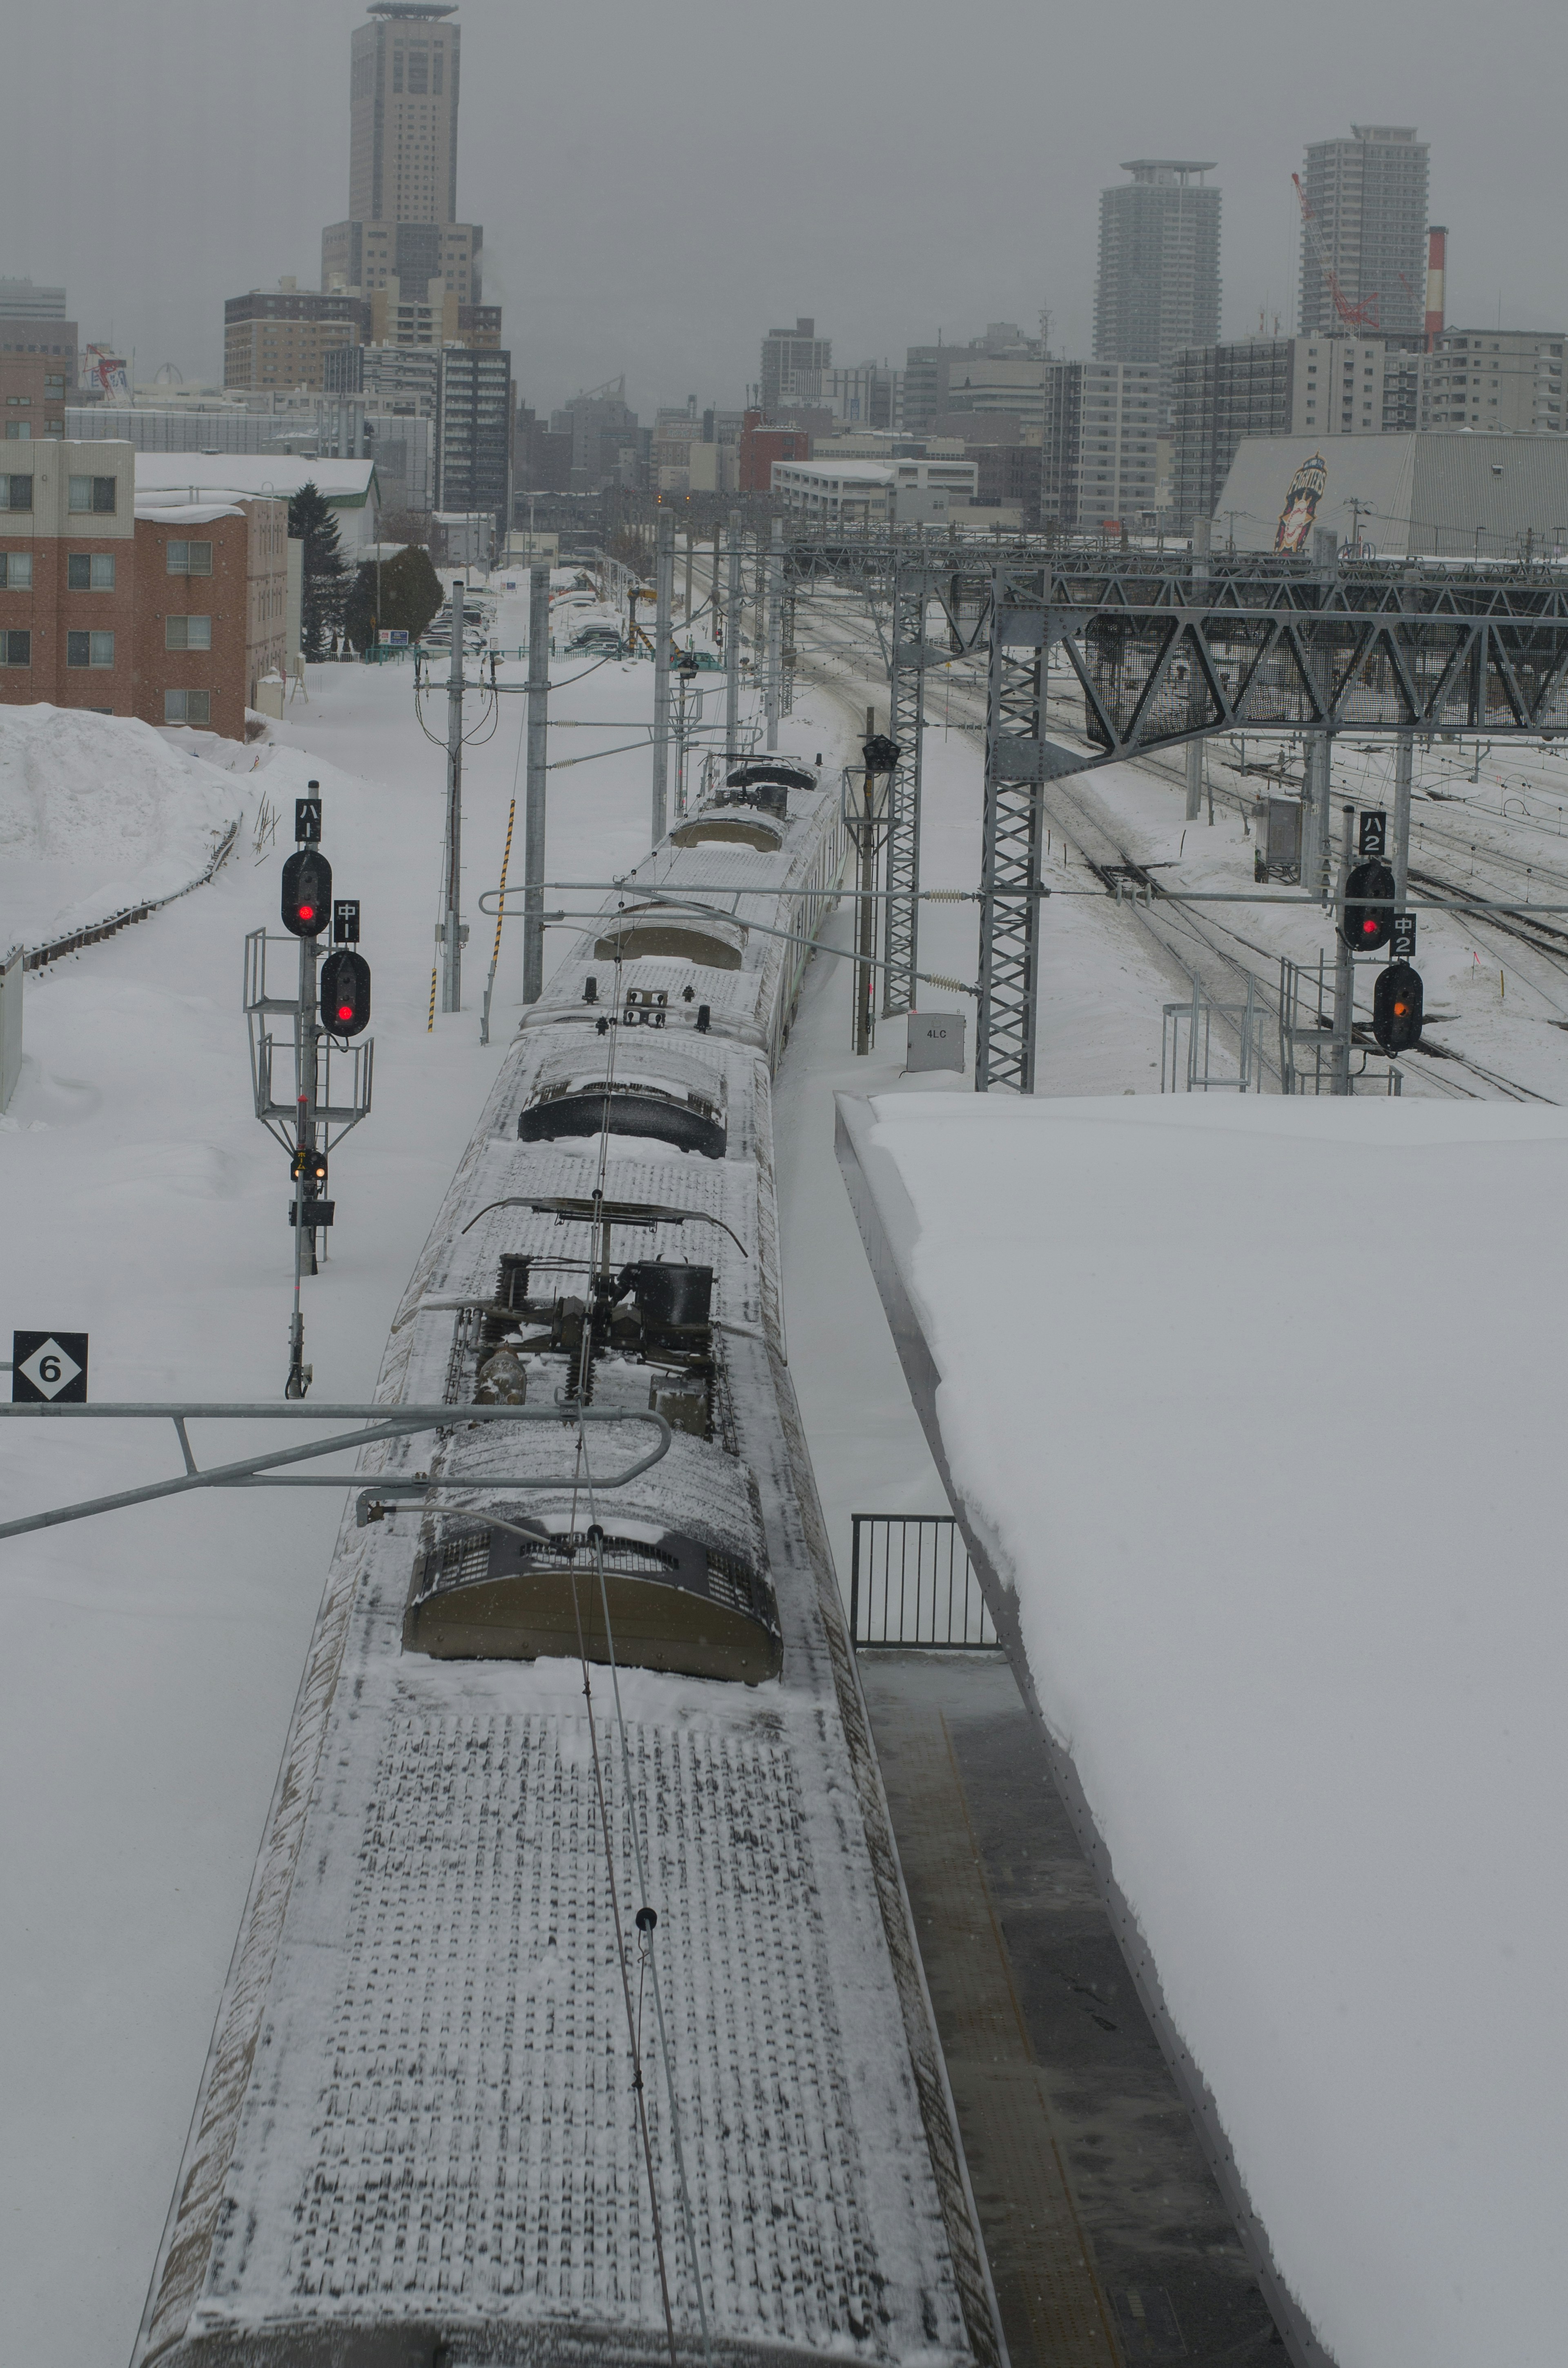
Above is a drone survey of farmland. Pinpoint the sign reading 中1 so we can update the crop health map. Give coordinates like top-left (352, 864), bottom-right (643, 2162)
top-left (1359, 810), bottom-right (1388, 859)
top-left (1391, 912), bottom-right (1417, 961)
top-left (295, 797), bottom-right (323, 846)
top-left (333, 899), bottom-right (361, 945)
top-left (11, 1330), bottom-right (89, 1403)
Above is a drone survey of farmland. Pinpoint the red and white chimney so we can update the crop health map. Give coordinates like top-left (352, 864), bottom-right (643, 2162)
top-left (1424, 227), bottom-right (1447, 350)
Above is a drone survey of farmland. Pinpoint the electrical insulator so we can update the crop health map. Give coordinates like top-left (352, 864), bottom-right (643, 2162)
top-left (1341, 859), bottom-right (1396, 952)
top-left (1372, 962), bottom-right (1424, 1052)
top-left (319, 948), bottom-right (372, 1037)
top-left (282, 847), bottom-right (333, 937)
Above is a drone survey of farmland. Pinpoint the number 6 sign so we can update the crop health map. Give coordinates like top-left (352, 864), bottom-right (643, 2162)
top-left (11, 1331), bottom-right (89, 1403)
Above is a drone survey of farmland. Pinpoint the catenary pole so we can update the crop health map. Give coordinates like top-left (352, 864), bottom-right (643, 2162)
top-left (1392, 731), bottom-right (1413, 909)
top-left (523, 563), bottom-right (550, 1003)
top-left (441, 575), bottom-right (466, 1011)
top-left (765, 516), bottom-right (783, 751)
top-left (724, 509), bottom-right (742, 754)
top-left (1332, 801), bottom-right (1355, 1095)
top-left (1185, 517), bottom-right (1209, 821)
top-left (651, 511), bottom-right (673, 843)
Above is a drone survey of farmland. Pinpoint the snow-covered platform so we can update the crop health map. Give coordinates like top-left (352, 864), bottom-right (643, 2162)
top-left (837, 1092), bottom-right (1568, 2368)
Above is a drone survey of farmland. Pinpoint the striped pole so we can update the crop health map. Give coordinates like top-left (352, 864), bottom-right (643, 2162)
top-left (479, 795), bottom-right (517, 1046)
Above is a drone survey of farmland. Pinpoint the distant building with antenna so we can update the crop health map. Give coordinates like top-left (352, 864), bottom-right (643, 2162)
top-left (1297, 127), bottom-right (1429, 339)
top-left (1094, 161), bottom-right (1221, 369)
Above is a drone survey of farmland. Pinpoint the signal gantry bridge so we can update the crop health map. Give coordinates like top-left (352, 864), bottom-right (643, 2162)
top-left (785, 536), bottom-right (1568, 1090)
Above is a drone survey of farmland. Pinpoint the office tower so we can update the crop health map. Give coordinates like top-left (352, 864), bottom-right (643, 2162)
top-left (760, 319), bottom-right (831, 415)
top-left (1297, 127), bottom-right (1429, 339)
top-left (1094, 163), bottom-right (1221, 368)
top-left (321, 1), bottom-right (484, 319)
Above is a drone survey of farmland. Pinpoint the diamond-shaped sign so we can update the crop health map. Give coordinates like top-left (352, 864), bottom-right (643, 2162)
top-left (12, 1331), bottom-right (88, 1403)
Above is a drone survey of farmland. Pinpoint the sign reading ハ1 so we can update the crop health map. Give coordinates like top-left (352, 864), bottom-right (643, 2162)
top-left (11, 1331), bottom-right (89, 1403)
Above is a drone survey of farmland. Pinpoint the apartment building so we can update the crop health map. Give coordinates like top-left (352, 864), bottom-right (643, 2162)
top-left (1172, 334), bottom-right (1417, 533)
top-left (436, 345), bottom-right (511, 530)
top-left (1298, 126), bottom-right (1429, 339)
top-left (760, 319), bottom-right (831, 414)
top-left (0, 440), bottom-right (288, 729)
top-left (1095, 163), bottom-right (1221, 370)
top-left (1421, 331), bottom-right (1566, 433)
top-left (224, 282), bottom-right (368, 392)
top-left (1041, 360), bottom-right (1161, 531)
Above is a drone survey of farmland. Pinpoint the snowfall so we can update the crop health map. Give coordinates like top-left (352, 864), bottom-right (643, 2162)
top-left (2, 570), bottom-right (1564, 2368)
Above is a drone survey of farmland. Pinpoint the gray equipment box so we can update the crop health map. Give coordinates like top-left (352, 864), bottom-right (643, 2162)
top-left (907, 1010), bottom-right (965, 1074)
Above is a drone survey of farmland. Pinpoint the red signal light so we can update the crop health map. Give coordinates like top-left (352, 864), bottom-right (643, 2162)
top-left (336, 1002), bottom-right (353, 1022)
top-left (299, 903), bottom-right (315, 921)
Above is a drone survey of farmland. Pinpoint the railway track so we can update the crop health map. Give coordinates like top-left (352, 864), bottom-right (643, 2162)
top-left (797, 592), bottom-right (1560, 1102)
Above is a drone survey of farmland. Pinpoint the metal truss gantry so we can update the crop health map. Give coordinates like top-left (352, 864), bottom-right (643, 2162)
top-left (882, 568), bottom-right (930, 1015)
top-left (786, 534), bottom-right (1568, 1091)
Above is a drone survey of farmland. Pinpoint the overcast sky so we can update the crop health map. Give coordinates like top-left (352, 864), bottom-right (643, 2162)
top-left (3, 0), bottom-right (1561, 421)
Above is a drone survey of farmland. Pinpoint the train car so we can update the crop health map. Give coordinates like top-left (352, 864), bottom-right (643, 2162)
top-left (132, 761), bottom-right (1002, 2368)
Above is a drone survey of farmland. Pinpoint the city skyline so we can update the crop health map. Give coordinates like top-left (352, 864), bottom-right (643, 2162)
top-left (2, 0), bottom-right (1560, 420)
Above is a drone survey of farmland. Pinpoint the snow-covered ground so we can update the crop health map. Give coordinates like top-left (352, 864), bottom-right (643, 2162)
top-left (842, 1089), bottom-right (1568, 2368)
top-left (0, 602), bottom-right (854, 2368)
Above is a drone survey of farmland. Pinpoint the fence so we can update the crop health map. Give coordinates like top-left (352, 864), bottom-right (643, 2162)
top-left (848, 1514), bottom-right (998, 1649)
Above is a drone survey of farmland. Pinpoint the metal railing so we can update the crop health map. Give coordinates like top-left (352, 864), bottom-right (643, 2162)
top-left (849, 1514), bottom-right (998, 1650)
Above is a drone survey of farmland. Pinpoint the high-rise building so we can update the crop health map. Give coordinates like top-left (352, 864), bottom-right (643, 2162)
top-left (1297, 127), bottom-right (1429, 340)
top-left (1094, 163), bottom-right (1221, 368)
top-left (321, 1), bottom-right (485, 319)
top-left (550, 380), bottom-right (639, 493)
top-left (760, 319), bottom-right (830, 415)
top-left (1041, 360), bottom-right (1162, 531)
top-left (903, 323), bottom-right (1045, 439)
top-left (436, 345), bottom-right (511, 532)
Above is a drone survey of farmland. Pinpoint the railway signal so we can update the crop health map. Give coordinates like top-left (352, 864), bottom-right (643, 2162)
top-left (320, 948), bottom-right (372, 1037)
top-left (1341, 858), bottom-right (1396, 951)
top-left (290, 1143), bottom-right (328, 1186)
top-left (1373, 962), bottom-right (1424, 1053)
top-left (282, 847), bottom-right (333, 937)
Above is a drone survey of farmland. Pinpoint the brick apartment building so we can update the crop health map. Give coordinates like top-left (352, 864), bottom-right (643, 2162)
top-left (0, 441), bottom-right (288, 734)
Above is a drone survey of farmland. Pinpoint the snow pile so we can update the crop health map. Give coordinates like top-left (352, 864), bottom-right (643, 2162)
top-left (851, 1093), bottom-right (1568, 2368)
top-left (0, 704), bottom-right (239, 949)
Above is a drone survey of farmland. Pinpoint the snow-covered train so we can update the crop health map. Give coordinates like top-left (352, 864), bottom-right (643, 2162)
top-left (132, 763), bottom-right (1002, 2368)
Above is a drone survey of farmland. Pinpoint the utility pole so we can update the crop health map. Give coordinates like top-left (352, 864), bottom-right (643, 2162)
top-left (522, 563), bottom-right (550, 1004)
top-left (441, 575), bottom-right (466, 1011)
top-left (683, 529), bottom-right (694, 633)
top-left (651, 510), bottom-right (674, 844)
top-left (1185, 517), bottom-right (1210, 822)
top-left (1392, 732), bottom-right (1414, 908)
top-left (711, 523), bottom-right (723, 650)
top-left (765, 516), bottom-right (783, 751)
top-left (1332, 801), bottom-right (1355, 1095)
top-left (724, 508), bottom-right (742, 753)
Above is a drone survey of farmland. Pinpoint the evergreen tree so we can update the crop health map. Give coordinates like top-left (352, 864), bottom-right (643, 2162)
top-left (288, 482), bottom-right (347, 659)
top-left (344, 543), bottom-right (444, 653)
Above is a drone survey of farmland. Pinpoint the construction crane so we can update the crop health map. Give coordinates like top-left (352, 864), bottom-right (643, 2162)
top-left (1292, 172), bottom-right (1380, 331)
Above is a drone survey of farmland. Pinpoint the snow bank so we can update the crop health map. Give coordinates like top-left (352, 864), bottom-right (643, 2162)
top-left (847, 1093), bottom-right (1568, 2368)
top-left (0, 704), bottom-right (238, 948)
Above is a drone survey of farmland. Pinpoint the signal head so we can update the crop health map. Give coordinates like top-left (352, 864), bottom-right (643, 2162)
top-left (319, 947), bottom-right (372, 1037)
top-left (1342, 859), bottom-right (1396, 952)
top-left (282, 847), bottom-right (333, 937)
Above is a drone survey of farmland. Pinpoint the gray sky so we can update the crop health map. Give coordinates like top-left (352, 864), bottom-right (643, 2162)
top-left (3, 0), bottom-right (1561, 420)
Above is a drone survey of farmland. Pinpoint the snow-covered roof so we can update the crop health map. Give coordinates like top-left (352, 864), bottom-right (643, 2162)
top-left (133, 453), bottom-right (379, 507)
top-left (133, 501), bottom-right (246, 525)
top-left (839, 1090), bottom-right (1568, 2368)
